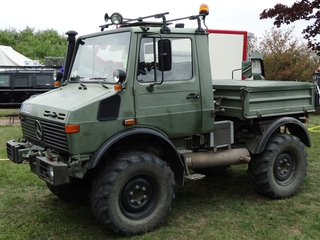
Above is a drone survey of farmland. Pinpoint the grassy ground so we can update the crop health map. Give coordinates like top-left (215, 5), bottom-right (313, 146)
top-left (0, 114), bottom-right (319, 239)
top-left (0, 108), bottom-right (19, 117)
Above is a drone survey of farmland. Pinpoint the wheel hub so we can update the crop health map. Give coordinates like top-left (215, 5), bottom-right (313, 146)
top-left (129, 185), bottom-right (148, 205)
top-left (120, 174), bottom-right (158, 220)
top-left (274, 152), bottom-right (295, 183)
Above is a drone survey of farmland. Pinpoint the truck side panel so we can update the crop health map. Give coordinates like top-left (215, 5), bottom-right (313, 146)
top-left (213, 79), bottom-right (315, 120)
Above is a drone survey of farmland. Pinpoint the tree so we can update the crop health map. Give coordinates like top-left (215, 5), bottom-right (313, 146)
top-left (251, 27), bottom-right (318, 81)
top-left (0, 27), bottom-right (67, 63)
top-left (260, 1), bottom-right (320, 54)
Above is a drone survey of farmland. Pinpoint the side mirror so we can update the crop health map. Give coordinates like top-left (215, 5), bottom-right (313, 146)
top-left (158, 39), bottom-right (172, 71)
top-left (242, 61), bottom-right (252, 79)
top-left (251, 52), bottom-right (265, 79)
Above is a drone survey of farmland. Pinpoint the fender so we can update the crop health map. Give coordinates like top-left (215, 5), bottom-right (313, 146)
top-left (252, 117), bottom-right (311, 154)
top-left (87, 127), bottom-right (185, 183)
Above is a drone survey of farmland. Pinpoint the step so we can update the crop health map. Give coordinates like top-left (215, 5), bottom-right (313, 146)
top-left (185, 173), bottom-right (205, 180)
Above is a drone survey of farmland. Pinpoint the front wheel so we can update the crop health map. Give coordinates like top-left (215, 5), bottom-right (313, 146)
top-left (247, 134), bottom-right (308, 199)
top-left (90, 151), bottom-right (175, 236)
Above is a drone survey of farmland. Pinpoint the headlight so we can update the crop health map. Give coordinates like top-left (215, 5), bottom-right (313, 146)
top-left (113, 69), bottom-right (126, 83)
top-left (53, 70), bottom-right (57, 81)
top-left (48, 165), bottom-right (54, 180)
top-left (53, 70), bottom-right (63, 87)
top-left (110, 12), bottom-right (123, 24)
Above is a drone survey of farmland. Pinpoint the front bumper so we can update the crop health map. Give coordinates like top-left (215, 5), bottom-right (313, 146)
top-left (6, 140), bottom-right (30, 164)
top-left (31, 156), bottom-right (69, 186)
top-left (6, 140), bottom-right (69, 186)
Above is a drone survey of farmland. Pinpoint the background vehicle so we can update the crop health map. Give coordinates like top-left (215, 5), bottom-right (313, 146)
top-left (207, 30), bottom-right (264, 80)
top-left (208, 29), bottom-right (252, 80)
top-left (0, 46), bottom-right (63, 108)
top-left (6, 4), bottom-right (316, 236)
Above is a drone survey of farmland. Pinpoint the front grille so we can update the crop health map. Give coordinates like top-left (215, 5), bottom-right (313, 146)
top-left (21, 116), bottom-right (69, 153)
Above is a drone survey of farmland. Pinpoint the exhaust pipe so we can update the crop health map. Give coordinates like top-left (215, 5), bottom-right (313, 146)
top-left (182, 148), bottom-right (250, 169)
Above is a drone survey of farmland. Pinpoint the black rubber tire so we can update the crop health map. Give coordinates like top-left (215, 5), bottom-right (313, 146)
top-left (46, 180), bottom-right (91, 202)
top-left (89, 151), bottom-right (175, 236)
top-left (247, 134), bottom-right (308, 199)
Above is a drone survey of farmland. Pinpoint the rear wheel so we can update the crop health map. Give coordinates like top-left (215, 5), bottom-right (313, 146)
top-left (247, 134), bottom-right (307, 199)
top-left (90, 151), bottom-right (175, 236)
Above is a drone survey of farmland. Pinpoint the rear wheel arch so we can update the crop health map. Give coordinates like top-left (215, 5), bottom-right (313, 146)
top-left (253, 117), bottom-right (311, 154)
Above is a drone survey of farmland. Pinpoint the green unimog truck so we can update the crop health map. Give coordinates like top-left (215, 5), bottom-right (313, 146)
top-left (6, 4), bottom-right (317, 236)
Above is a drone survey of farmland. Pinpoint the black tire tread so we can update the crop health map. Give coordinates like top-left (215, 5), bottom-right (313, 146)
top-left (247, 134), bottom-right (307, 199)
top-left (89, 151), bottom-right (175, 236)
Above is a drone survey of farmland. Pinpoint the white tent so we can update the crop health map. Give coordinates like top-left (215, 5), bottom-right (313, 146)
top-left (0, 45), bottom-right (39, 66)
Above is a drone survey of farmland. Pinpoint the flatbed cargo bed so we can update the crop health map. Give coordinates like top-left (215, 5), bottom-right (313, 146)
top-left (213, 79), bottom-right (315, 120)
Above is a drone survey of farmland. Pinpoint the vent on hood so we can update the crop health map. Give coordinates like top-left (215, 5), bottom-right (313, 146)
top-left (43, 110), bottom-right (66, 120)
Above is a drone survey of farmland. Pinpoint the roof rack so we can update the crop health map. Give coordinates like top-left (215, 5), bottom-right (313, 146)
top-left (99, 12), bottom-right (170, 32)
top-left (99, 4), bottom-right (209, 33)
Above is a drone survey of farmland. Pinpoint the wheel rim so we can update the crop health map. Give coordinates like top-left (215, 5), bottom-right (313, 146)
top-left (120, 174), bottom-right (158, 220)
top-left (273, 151), bottom-right (296, 184)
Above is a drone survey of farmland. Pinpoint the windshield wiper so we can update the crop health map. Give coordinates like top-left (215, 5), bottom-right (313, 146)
top-left (90, 77), bottom-right (109, 89)
top-left (70, 75), bottom-right (84, 81)
top-left (70, 75), bottom-right (87, 90)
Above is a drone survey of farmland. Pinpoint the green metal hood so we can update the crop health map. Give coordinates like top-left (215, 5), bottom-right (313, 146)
top-left (20, 83), bottom-right (114, 122)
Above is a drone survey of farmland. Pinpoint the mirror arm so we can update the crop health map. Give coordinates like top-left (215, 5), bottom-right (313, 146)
top-left (232, 68), bottom-right (242, 79)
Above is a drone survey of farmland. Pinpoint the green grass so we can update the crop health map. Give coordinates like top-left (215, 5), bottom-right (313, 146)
top-left (0, 114), bottom-right (320, 239)
top-left (0, 124), bottom-right (21, 158)
top-left (0, 108), bottom-right (19, 117)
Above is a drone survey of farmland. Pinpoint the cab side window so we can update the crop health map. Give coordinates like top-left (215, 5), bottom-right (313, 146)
top-left (137, 38), bottom-right (192, 82)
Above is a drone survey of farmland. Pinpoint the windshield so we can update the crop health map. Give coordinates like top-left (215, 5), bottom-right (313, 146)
top-left (70, 32), bottom-right (130, 83)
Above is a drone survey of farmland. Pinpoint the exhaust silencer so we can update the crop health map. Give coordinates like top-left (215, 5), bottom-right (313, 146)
top-left (183, 148), bottom-right (250, 169)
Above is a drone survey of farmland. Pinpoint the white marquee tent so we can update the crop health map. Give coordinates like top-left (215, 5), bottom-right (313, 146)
top-left (0, 45), bottom-right (39, 66)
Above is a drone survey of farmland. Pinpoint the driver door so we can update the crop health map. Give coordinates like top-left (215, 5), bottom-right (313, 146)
top-left (134, 37), bottom-right (202, 138)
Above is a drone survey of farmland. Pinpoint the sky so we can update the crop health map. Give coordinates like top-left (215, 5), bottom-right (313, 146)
top-left (0, 0), bottom-right (308, 40)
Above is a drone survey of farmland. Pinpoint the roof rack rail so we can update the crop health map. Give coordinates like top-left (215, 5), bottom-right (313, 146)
top-left (99, 3), bottom-right (209, 33)
top-left (99, 12), bottom-right (169, 31)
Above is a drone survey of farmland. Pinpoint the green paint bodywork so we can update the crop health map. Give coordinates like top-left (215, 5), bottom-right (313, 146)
top-left (213, 80), bottom-right (315, 120)
top-left (16, 25), bottom-right (315, 179)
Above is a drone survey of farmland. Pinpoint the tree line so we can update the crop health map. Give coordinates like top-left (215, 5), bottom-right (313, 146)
top-left (258, 0), bottom-right (320, 82)
top-left (260, 0), bottom-right (320, 55)
top-left (0, 27), bottom-right (67, 64)
top-left (251, 27), bottom-right (319, 82)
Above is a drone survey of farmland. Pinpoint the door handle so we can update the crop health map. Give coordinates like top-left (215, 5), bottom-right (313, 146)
top-left (186, 93), bottom-right (199, 99)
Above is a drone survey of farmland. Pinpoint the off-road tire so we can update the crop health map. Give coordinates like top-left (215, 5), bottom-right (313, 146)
top-left (247, 134), bottom-right (307, 199)
top-left (89, 151), bottom-right (175, 236)
top-left (46, 180), bottom-right (91, 202)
